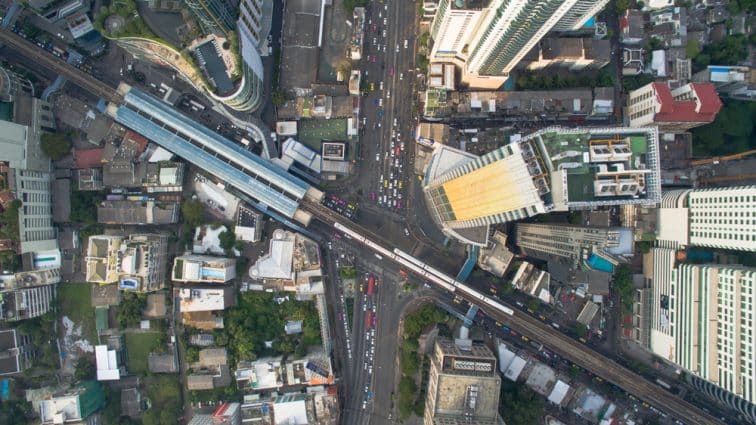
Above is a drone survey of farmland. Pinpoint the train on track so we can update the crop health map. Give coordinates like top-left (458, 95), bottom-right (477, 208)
top-left (333, 222), bottom-right (514, 316)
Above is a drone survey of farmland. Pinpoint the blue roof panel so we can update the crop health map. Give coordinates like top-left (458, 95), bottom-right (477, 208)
top-left (124, 88), bottom-right (309, 198)
top-left (113, 107), bottom-right (299, 218)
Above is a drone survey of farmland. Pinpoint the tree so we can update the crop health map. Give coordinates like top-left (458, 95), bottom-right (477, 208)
top-left (613, 264), bottom-right (635, 309)
top-left (219, 230), bottom-right (236, 251)
top-left (527, 298), bottom-right (541, 312)
top-left (181, 199), bottom-right (204, 228)
top-left (686, 39), bottom-right (700, 59)
top-left (271, 89), bottom-right (287, 107)
top-left (691, 100), bottom-right (756, 157)
top-left (74, 357), bottom-right (96, 380)
top-left (343, 0), bottom-right (368, 12)
top-left (117, 293), bottom-right (146, 329)
top-left (40, 132), bottom-right (72, 160)
top-left (499, 381), bottom-right (545, 425)
top-left (70, 191), bottom-right (104, 224)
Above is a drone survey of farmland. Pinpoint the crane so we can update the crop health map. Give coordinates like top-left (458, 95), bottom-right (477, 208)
top-left (690, 149), bottom-right (756, 166)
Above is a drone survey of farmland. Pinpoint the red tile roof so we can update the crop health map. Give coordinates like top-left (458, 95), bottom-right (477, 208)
top-left (652, 83), bottom-right (722, 123)
top-left (73, 148), bottom-right (104, 169)
top-left (123, 130), bottom-right (149, 154)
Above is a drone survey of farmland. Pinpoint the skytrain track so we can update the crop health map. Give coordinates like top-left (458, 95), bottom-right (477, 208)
top-left (300, 199), bottom-right (721, 425)
top-left (0, 28), bottom-right (123, 104)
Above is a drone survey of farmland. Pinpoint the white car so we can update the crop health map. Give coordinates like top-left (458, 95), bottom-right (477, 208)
top-left (375, 153), bottom-right (380, 161)
top-left (395, 44), bottom-right (399, 53)
top-left (399, 73), bottom-right (403, 80)
top-left (393, 118), bottom-right (397, 127)
top-left (380, 81), bottom-right (384, 90)
top-left (386, 90), bottom-right (390, 99)
top-left (404, 39), bottom-right (408, 49)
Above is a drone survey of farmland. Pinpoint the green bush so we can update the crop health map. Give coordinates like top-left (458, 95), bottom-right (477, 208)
top-left (40, 132), bottom-right (72, 160)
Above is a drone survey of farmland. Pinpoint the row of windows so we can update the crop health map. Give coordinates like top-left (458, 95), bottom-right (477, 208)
top-left (692, 232), bottom-right (753, 241)
top-left (691, 195), bottom-right (755, 204)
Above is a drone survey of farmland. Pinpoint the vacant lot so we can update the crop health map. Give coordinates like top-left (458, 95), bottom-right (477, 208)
top-left (125, 332), bottom-right (162, 375)
top-left (57, 283), bottom-right (97, 344)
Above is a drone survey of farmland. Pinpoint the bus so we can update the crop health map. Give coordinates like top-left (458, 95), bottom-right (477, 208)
top-left (367, 276), bottom-right (375, 297)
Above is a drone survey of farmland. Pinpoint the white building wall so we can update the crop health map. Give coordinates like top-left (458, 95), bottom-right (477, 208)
top-left (627, 83), bottom-right (658, 127)
top-left (688, 186), bottom-right (756, 252)
top-left (552, 0), bottom-right (610, 31)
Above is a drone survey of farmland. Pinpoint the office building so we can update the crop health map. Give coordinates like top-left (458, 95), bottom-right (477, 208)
top-left (0, 328), bottom-right (32, 375)
top-left (185, 0), bottom-right (239, 37)
top-left (647, 247), bottom-right (756, 422)
top-left (173, 255), bottom-right (236, 283)
top-left (85, 234), bottom-right (169, 292)
top-left (423, 126), bottom-right (661, 245)
top-left (429, 0), bottom-right (610, 89)
top-left (627, 82), bottom-right (722, 131)
top-left (656, 186), bottom-right (756, 252)
top-left (0, 73), bottom-right (57, 253)
top-left (106, 85), bottom-right (320, 223)
top-left (423, 338), bottom-right (501, 425)
top-left (515, 223), bottom-right (634, 268)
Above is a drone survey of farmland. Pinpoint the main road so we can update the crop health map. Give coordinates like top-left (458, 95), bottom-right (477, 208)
top-left (0, 25), bottom-right (721, 425)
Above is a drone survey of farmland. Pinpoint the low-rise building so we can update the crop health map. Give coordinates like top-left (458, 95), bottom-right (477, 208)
top-left (95, 344), bottom-right (121, 381)
top-left (97, 200), bottom-right (180, 225)
top-left (235, 353), bottom-right (333, 391)
top-left (189, 402), bottom-right (241, 425)
top-left (525, 37), bottom-right (610, 71)
top-left (173, 255), bottom-right (236, 284)
top-left (178, 286), bottom-right (236, 312)
top-left (37, 381), bottom-right (105, 425)
top-left (693, 65), bottom-right (756, 101)
top-left (236, 206), bottom-right (264, 243)
top-left (240, 387), bottom-right (340, 425)
top-left (187, 348), bottom-right (231, 390)
top-left (85, 234), bottom-right (169, 292)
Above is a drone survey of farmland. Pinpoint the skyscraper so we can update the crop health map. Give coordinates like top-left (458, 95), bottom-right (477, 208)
top-left (423, 126), bottom-right (661, 245)
top-left (185, 0), bottom-right (239, 37)
top-left (647, 247), bottom-right (756, 422)
top-left (429, 0), bottom-right (610, 89)
top-left (656, 186), bottom-right (756, 252)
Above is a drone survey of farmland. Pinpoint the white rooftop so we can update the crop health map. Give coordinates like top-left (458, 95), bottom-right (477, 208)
top-left (274, 396), bottom-right (308, 425)
top-left (178, 287), bottom-right (228, 312)
top-left (548, 380), bottom-right (570, 405)
top-left (95, 345), bottom-right (120, 381)
top-left (249, 229), bottom-right (294, 280)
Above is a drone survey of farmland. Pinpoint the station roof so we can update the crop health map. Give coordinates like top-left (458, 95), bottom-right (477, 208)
top-left (111, 88), bottom-right (311, 218)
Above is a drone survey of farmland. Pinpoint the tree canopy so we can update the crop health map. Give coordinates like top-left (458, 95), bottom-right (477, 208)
top-left (499, 381), bottom-right (545, 425)
top-left (693, 35), bottom-right (750, 70)
top-left (75, 357), bottom-right (96, 381)
top-left (117, 293), bottom-right (147, 329)
top-left (613, 264), bottom-right (635, 309)
top-left (691, 100), bottom-right (756, 157)
top-left (181, 199), bottom-right (205, 228)
top-left (40, 132), bottom-right (72, 161)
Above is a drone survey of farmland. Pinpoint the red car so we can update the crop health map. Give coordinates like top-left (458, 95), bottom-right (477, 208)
top-left (389, 67), bottom-right (394, 76)
top-left (371, 56), bottom-right (377, 63)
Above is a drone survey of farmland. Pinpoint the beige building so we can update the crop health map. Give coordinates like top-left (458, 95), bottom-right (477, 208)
top-left (424, 338), bottom-right (502, 425)
top-left (85, 234), bottom-right (169, 292)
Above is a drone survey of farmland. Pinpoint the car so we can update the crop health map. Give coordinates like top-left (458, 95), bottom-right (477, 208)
top-left (393, 118), bottom-right (398, 127)
top-left (380, 81), bottom-right (384, 90)
top-left (383, 18), bottom-right (387, 25)
top-left (404, 39), bottom-right (408, 48)
top-left (404, 228), bottom-right (410, 237)
top-left (370, 83), bottom-right (375, 91)
top-left (386, 90), bottom-right (390, 99)
top-left (378, 12), bottom-right (382, 18)
top-left (376, 153), bottom-right (380, 161)
top-left (398, 193), bottom-right (402, 199)
top-left (372, 37), bottom-right (377, 45)
top-left (389, 67), bottom-right (394, 76)
top-left (399, 72), bottom-right (403, 80)
top-left (395, 44), bottom-right (399, 53)
top-left (382, 29), bottom-right (386, 37)
top-left (398, 181), bottom-right (403, 189)
top-left (365, 386), bottom-right (369, 393)
top-left (378, 99), bottom-right (383, 107)
top-left (372, 55), bottom-right (377, 63)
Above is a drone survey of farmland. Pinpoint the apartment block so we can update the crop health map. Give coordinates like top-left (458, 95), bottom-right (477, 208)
top-left (627, 82), bottom-right (722, 132)
top-left (85, 234), bottom-right (169, 291)
top-left (172, 255), bottom-right (236, 284)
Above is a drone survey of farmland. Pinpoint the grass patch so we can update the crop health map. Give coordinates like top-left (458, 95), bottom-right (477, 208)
top-left (125, 332), bottom-right (161, 375)
top-left (142, 375), bottom-right (181, 423)
top-left (57, 283), bottom-right (97, 344)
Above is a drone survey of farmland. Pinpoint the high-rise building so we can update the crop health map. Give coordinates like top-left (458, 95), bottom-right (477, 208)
top-left (656, 186), bottom-right (756, 252)
top-left (552, 0), bottom-right (610, 31)
top-left (514, 223), bottom-right (634, 267)
top-left (647, 247), bottom-right (756, 422)
top-left (423, 338), bottom-right (501, 425)
top-left (0, 99), bottom-right (57, 254)
top-left (627, 82), bottom-right (723, 131)
top-left (185, 0), bottom-right (239, 37)
top-left (429, 0), bottom-right (610, 89)
top-left (423, 126), bottom-right (661, 245)
top-left (85, 234), bottom-right (169, 292)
